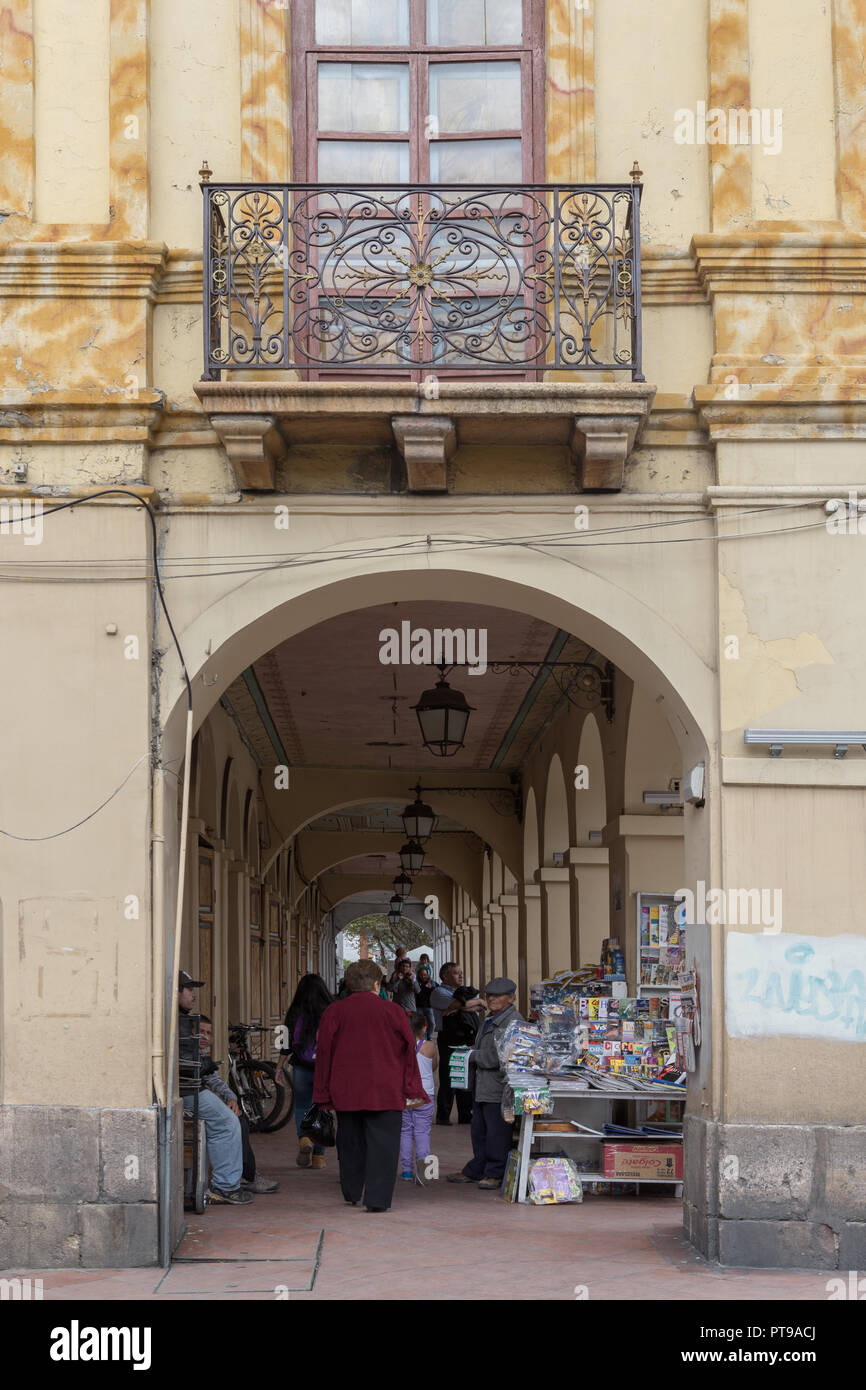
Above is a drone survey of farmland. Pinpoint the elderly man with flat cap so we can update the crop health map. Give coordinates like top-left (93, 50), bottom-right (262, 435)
top-left (446, 977), bottom-right (523, 1190)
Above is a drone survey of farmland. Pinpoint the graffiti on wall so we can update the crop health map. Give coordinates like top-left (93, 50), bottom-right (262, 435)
top-left (725, 932), bottom-right (866, 1042)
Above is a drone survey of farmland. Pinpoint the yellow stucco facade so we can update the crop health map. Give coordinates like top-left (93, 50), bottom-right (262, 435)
top-left (1, 0), bottom-right (865, 1270)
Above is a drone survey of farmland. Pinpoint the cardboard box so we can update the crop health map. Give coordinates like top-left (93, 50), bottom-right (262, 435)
top-left (602, 1143), bottom-right (683, 1181)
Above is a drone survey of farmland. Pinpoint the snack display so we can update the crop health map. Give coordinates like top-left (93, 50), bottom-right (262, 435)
top-left (517, 928), bottom-right (688, 1205)
top-left (499, 1020), bottom-right (546, 1071)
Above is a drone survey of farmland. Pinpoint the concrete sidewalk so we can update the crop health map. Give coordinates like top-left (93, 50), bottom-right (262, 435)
top-left (7, 1125), bottom-right (839, 1300)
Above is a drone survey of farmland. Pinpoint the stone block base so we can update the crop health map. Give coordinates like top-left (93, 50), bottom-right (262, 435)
top-left (0, 1105), bottom-right (159, 1269)
top-left (684, 1116), bottom-right (866, 1269)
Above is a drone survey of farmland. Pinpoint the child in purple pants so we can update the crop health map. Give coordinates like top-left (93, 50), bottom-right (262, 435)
top-left (400, 1012), bottom-right (437, 1180)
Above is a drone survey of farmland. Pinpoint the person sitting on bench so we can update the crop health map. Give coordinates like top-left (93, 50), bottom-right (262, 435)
top-left (178, 971), bottom-right (252, 1206)
top-left (199, 1015), bottom-right (279, 1195)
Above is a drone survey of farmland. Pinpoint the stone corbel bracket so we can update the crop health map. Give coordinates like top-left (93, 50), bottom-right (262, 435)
top-left (209, 413), bottom-right (287, 490)
top-left (391, 414), bottom-right (456, 492)
top-left (571, 405), bottom-right (647, 491)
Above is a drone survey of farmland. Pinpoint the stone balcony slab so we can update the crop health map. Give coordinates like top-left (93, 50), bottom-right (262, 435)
top-left (194, 380), bottom-right (655, 492)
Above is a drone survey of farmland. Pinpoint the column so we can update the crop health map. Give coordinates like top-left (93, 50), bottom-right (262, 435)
top-left (499, 893), bottom-right (520, 982)
top-left (487, 902), bottom-right (504, 978)
top-left (568, 846), bottom-right (610, 967)
top-left (466, 916), bottom-right (480, 988)
top-left (210, 837), bottom-right (228, 1056)
top-left (226, 861), bottom-right (248, 1023)
top-left (537, 866), bottom-right (571, 976)
top-left (518, 883), bottom-right (543, 1013)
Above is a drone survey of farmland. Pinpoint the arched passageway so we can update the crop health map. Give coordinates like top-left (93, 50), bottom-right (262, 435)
top-left (164, 562), bottom-right (714, 1139)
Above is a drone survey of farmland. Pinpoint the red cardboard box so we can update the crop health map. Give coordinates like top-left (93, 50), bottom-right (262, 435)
top-left (602, 1143), bottom-right (683, 1181)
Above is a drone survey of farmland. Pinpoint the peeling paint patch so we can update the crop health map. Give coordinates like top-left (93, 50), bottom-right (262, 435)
top-left (719, 573), bottom-right (834, 732)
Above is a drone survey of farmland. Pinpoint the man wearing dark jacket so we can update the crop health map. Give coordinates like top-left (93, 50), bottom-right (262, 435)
top-left (446, 977), bottom-right (523, 1190)
top-left (430, 962), bottom-right (485, 1125)
top-left (178, 971), bottom-right (252, 1205)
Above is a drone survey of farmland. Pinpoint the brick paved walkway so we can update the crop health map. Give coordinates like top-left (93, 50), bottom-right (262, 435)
top-left (8, 1126), bottom-right (839, 1300)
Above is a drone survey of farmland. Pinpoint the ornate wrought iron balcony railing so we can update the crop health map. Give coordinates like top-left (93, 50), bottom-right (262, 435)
top-left (201, 175), bottom-right (644, 381)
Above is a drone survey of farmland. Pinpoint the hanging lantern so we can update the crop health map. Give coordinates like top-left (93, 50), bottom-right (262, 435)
top-left (399, 839), bottom-right (425, 875)
top-left (393, 871), bottom-right (412, 901)
top-left (401, 785), bottom-right (436, 841)
top-left (413, 674), bottom-right (473, 757)
top-left (387, 894), bottom-right (402, 928)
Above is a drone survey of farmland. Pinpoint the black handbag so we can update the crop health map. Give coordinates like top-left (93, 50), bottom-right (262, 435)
top-left (300, 1103), bottom-right (337, 1147)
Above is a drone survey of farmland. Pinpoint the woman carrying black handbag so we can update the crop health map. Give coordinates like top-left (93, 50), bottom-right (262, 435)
top-left (275, 973), bottom-right (333, 1170)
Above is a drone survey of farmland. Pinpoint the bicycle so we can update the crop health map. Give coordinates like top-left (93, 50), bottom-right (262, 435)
top-left (227, 1022), bottom-right (294, 1132)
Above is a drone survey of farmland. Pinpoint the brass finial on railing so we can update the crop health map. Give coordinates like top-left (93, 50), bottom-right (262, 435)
top-left (630, 160), bottom-right (643, 185)
top-left (199, 160), bottom-right (212, 184)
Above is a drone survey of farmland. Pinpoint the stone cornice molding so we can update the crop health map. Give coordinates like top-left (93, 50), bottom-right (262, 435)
top-left (692, 227), bottom-right (866, 296)
top-left (0, 392), bottom-right (166, 443)
top-left (696, 387), bottom-right (866, 440)
top-left (640, 248), bottom-right (706, 305)
top-left (0, 241), bottom-right (169, 298)
top-left (158, 252), bottom-right (202, 303)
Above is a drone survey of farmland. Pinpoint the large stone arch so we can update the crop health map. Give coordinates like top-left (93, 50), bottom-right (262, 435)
top-left (160, 562), bottom-right (714, 772)
top-left (332, 894), bottom-right (451, 933)
top-left (291, 828), bottom-right (480, 895)
top-left (260, 780), bottom-right (521, 882)
top-left (160, 558), bottom-right (716, 1103)
top-left (291, 833), bottom-right (480, 910)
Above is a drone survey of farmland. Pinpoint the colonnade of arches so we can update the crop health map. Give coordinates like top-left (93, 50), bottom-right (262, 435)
top-left (177, 607), bottom-right (693, 1051)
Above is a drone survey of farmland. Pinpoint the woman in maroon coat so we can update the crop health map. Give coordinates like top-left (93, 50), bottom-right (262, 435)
top-left (314, 957), bottom-right (429, 1212)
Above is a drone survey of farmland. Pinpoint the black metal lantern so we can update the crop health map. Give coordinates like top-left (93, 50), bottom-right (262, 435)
top-left (399, 839), bottom-right (425, 875)
top-left (387, 895), bottom-right (402, 928)
top-left (392, 871), bottom-right (412, 901)
top-left (413, 672), bottom-right (474, 757)
top-left (401, 784), bottom-right (436, 841)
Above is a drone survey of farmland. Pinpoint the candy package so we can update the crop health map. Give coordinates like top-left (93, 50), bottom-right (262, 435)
top-left (528, 1156), bottom-right (583, 1204)
top-left (513, 1085), bottom-right (552, 1116)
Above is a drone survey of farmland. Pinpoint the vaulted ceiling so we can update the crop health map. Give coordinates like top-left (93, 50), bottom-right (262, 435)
top-left (240, 599), bottom-right (602, 775)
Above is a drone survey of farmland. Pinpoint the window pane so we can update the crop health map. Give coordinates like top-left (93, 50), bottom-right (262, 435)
top-left (431, 138), bottom-right (522, 182)
top-left (427, 0), bottom-right (522, 45)
top-left (429, 62), bottom-right (521, 133)
top-left (318, 139), bottom-right (410, 182)
top-left (318, 63), bottom-right (409, 132)
top-left (316, 0), bottom-right (410, 46)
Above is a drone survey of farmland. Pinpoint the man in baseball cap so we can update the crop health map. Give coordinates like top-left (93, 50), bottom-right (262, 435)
top-left (178, 971), bottom-right (252, 1205)
top-left (446, 977), bottom-right (522, 1190)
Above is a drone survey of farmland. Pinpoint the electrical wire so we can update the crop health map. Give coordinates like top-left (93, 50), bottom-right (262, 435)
top-left (0, 497), bottom-right (822, 576)
top-left (0, 488), bottom-right (191, 841)
top-left (0, 754), bottom-right (150, 841)
top-left (0, 505), bottom-right (832, 587)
